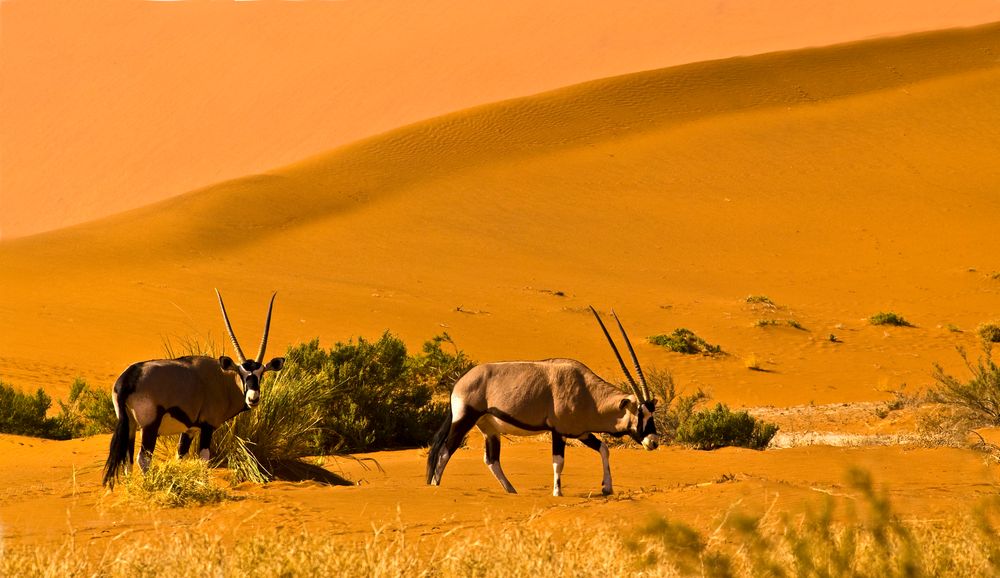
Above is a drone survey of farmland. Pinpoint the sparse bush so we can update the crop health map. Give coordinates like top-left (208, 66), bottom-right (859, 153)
top-left (676, 403), bottom-right (778, 450)
top-left (119, 458), bottom-right (230, 508)
top-left (870, 312), bottom-right (913, 327)
top-left (754, 319), bottom-right (804, 330)
top-left (978, 323), bottom-right (1000, 343)
top-left (212, 369), bottom-right (343, 484)
top-left (638, 368), bottom-right (707, 445)
top-left (0, 381), bottom-right (71, 439)
top-left (283, 332), bottom-right (463, 454)
top-left (56, 377), bottom-right (116, 437)
top-left (931, 342), bottom-right (1000, 426)
top-left (649, 328), bottom-right (722, 355)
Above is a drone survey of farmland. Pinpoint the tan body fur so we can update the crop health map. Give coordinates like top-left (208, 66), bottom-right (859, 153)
top-left (115, 356), bottom-right (247, 437)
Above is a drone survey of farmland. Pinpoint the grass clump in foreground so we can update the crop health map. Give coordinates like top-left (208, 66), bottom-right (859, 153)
top-left (870, 311), bottom-right (913, 327)
top-left (118, 458), bottom-right (230, 508)
top-left (675, 403), bottom-right (778, 450)
top-left (9, 471), bottom-right (1000, 577)
top-left (649, 328), bottom-right (723, 355)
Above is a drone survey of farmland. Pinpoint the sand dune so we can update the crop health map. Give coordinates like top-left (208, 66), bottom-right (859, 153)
top-left (2, 24), bottom-right (999, 409)
top-left (4, 0), bottom-right (1000, 239)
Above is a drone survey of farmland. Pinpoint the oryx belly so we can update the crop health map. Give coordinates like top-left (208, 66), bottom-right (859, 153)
top-left (476, 414), bottom-right (539, 437)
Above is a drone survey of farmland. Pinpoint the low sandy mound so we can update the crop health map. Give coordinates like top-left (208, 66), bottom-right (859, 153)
top-left (1, 25), bottom-right (999, 409)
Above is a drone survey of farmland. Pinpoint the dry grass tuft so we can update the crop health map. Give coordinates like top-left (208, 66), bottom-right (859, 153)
top-left (116, 458), bottom-right (231, 508)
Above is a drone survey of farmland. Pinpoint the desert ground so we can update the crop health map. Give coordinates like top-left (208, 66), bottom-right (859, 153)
top-left (2, 2), bottom-right (1000, 573)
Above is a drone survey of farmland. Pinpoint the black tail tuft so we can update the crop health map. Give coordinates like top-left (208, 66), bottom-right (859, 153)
top-left (103, 364), bottom-right (139, 489)
top-left (426, 404), bottom-right (453, 485)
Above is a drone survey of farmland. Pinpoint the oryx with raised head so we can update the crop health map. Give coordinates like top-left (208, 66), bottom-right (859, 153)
top-left (102, 290), bottom-right (285, 488)
top-left (426, 307), bottom-right (658, 496)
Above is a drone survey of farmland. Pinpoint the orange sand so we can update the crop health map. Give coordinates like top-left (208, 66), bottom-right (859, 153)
top-left (2, 5), bottom-right (1000, 560)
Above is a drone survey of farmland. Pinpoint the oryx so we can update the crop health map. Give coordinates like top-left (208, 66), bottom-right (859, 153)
top-left (102, 290), bottom-right (284, 488)
top-left (426, 307), bottom-right (658, 496)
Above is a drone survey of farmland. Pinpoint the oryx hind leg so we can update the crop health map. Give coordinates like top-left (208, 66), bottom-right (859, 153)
top-left (581, 433), bottom-right (613, 495)
top-left (430, 406), bottom-right (482, 486)
top-left (484, 434), bottom-right (517, 494)
top-left (552, 433), bottom-right (566, 497)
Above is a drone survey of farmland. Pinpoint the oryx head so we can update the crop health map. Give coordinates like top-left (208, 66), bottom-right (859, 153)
top-left (590, 306), bottom-right (659, 451)
top-left (216, 289), bottom-right (285, 408)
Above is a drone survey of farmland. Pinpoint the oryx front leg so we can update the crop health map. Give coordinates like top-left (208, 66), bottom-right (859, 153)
top-left (484, 435), bottom-right (517, 494)
top-left (198, 425), bottom-right (215, 460)
top-left (581, 434), bottom-right (613, 495)
top-left (138, 418), bottom-right (162, 473)
top-left (177, 432), bottom-right (193, 458)
top-left (430, 406), bottom-right (481, 486)
top-left (552, 434), bottom-right (566, 497)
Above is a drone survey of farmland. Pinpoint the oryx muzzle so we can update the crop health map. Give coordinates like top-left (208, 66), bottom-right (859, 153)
top-left (426, 307), bottom-right (659, 496)
top-left (102, 290), bottom-right (285, 488)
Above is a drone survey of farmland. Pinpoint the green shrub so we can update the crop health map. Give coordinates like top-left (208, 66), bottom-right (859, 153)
top-left (870, 312), bottom-right (913, 327)
top-left (0, 382), bottom-right (71, 439)
top-left (212, 369), bottom-right (342, 484)
top-left (745, 295), bottom-right (776, 307)
top-left (675, 403), bottom-right (778, 450)
top-left (932, 342), bottom-right (1000, 426)
top-left (55, 377), bottom-right (116, 437)
top-left (282, 332), bottom-right (463, 454)
top-left (639, 368), bottom-right (708, 444)
top-left (649, 329), bottom-right (722, 355)
top-left (978, 323), bottom-right (1000, 343)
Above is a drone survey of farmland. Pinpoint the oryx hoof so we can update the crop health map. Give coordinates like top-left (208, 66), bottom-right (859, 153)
top-left (601, 486), bottom-right (613, 496)
top-left (553, 488), bottom-right (563, 497)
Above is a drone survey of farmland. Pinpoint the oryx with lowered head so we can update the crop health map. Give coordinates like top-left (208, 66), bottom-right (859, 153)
top-left (102, 290), bottom-right (284, 488)
top-left (427, 307), bottom-right (658, 496)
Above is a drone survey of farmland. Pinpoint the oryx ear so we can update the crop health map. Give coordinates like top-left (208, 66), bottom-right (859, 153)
top-left (619, 395), bottom-right (638, 411)
top-left (219, 356), bottom-right (236, 371)
top-left (266, 357), bottom-right (285, 372)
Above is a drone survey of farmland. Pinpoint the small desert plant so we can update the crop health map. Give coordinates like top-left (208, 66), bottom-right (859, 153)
top-left (745, 295), bottom-right (776, 308)
top-left (407, 332), bottom-right (475, 394)
top-left (870, 311), bottom-right (913, 327)
top-left (649, 328), bottom-right (723, 355)
top-left (754, 319), bottom-right (804, 330)
top-left (931, 341), bottom-right (1000, 426)
top-left (978, 323), bottom-right (1000, 343)
top-left (0, 381), bottom-right (71, 439)
top-left (55, 377), bottom-right (116, 437)
top-left (744, 353), bottom-right (763, 371)
top-left (675, 403), bottom-right (778, 450)
top-left (119, 458), bottom-right (230, 508)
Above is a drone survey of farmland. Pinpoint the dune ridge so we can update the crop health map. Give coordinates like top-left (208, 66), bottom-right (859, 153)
top-left (5, 23), bottom-right (999, 259)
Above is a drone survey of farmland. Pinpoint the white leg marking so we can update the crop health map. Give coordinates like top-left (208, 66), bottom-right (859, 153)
top-left (138, 451), bottom-right (152, 472)
top-left (552, 455), bottom-right (564, 497)
top-left (599, 442), bottom-right (613, 495)
top-left (199, 448), bottom-right (211, 460)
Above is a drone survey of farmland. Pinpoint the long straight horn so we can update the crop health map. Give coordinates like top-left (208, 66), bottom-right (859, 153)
top-left (589, 306), bottom-right (644, 402)
top-left (216, 289), bottom-right (247, 364)
top-left (611, 310), bottom-right (651, 401)
top-left (255, 292), bottom-right (277, 364)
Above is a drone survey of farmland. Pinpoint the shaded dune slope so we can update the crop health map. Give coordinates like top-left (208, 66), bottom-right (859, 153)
top-left (2, 24), bottom-right (999, 404)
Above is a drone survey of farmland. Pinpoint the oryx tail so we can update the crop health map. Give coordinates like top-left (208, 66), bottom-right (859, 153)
top-left (103, 363), bottom-right (141, 488)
